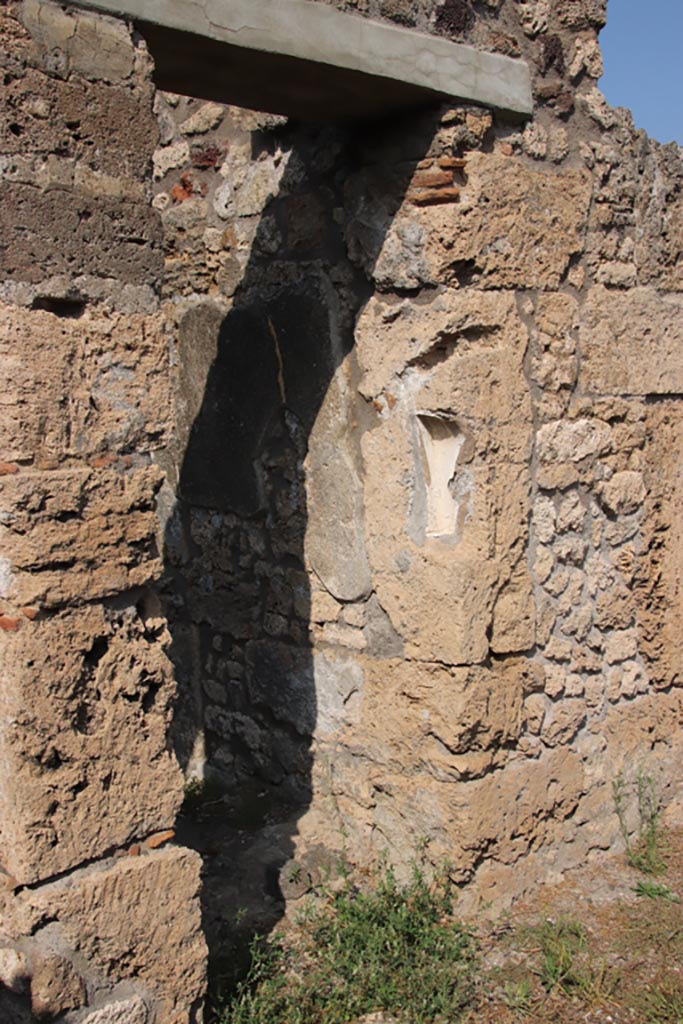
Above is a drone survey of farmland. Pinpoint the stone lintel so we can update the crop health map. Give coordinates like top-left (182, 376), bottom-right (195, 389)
top-left (71, 0), bottom-right (533, 120)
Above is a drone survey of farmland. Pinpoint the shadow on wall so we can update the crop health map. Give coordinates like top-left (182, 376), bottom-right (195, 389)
top-left (157, 106), bottom-right (446, 1001)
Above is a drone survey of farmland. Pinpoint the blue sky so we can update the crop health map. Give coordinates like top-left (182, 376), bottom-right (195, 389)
top-left (599, 0), bottom-right (683, 145)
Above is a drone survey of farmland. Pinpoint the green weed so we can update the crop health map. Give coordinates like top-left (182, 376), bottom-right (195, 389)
top-left (502, 976), bottom-right (533, 1013)
top-left (613, 769), bottom-right (666, 875)
top-left (217, 864), bottom-right (478, 1024)
top-left (633, 879), bottom-right (679, 902)
top-left (530, 918), bottom-right (618, 1002)
top-left (534, 918), bottom-right (586, 994)
top-left (637, 976), bottom-right (683, 1022)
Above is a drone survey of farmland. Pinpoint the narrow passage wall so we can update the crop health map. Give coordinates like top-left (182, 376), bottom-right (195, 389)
top-left (0, 4), bottom-right (205, 1021)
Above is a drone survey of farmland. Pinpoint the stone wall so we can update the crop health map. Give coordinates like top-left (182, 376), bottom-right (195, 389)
top-left (149, 0), bottom-right (683, 913)
top-left (0, 3), bottom-right (205, 1021)
top-left (1, 0), bottom-right (683, 1018)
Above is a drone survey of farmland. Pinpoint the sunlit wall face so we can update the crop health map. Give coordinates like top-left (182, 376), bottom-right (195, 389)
top-left (599, 0), bottom-right (682, 145)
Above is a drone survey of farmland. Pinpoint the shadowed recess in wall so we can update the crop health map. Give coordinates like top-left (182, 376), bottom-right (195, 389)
top-left (157, 107), bottom-right (449, 998)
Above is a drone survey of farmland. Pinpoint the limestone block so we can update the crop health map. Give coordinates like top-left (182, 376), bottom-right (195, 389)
top-left (6, 848), bottom-right (206, 1024)
top-left (555, 491), bottom-right (585, 533)
top-left (361, 413), bottom-right (495, 665)
top-left (635, 405), bottom-right (683, 689)
top-left (0, 303), bottom-right (170, 464)
top-left (604, 629), bottom-right (639, 666)
top-left (523, 694), bottom-right (547, 735)
top-left (541, 699), bottom-right (586, 746)
top-left (314, 651), bottom-right (363, 737)
top-left (421, 154), bottom-right (591, 289)
top-left (598, 471), bottom-right (646, 516)
top-left (76, 997), bottom-right (148, 1024)
top-left (490, 569), bottom-right (535, 654)
top-left (153, 140), bottom-right (190, 180)
top-left (0, 466), bottom-right (165, 609)
top-left (305, 367), bottom-right (372, 603)
top-left (0, 602), bottom-right (183, 884)
top-left (179, 102), bottom-right (225, 136)
top-left (22, 0), bottom-right (136, 84)
top-left (361, 658), bottom-right (527, 779)
top-left (462, 747), bottom-right (585, 869)
top-left (579, 288), bottom-right (683, 396)
top-left (356, 291), bottom-right (532, 664)
top-left (536, 418), bottom-right (611, 464)
top-left (355, 286), bottom-right (529, 404)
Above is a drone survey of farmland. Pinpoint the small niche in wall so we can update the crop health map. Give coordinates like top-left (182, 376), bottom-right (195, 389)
top-left (417, 413), bottom-right (464, 539)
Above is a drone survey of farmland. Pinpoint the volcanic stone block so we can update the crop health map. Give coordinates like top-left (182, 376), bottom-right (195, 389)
top-left (0, 466), bottom-right (165, 609)
top-left (0, 602), bottom-right (183, 884)
top-left (579, 287), bottom-right (683, 396)
top-left (4, 847), bottom-right (206, 1024)
top-left (0, 183), bottom-right (162, 286)
top-left (0, 302), bottom-right (170, 465)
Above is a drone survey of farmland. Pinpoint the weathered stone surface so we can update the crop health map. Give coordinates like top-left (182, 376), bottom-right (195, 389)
top-left (305, 367), bottom-right (372, 603)
top-left (314, 651), bottom-right (363, 736)
top-left (0, 601), bottom-right (183, 884)
top-left (21, 0), bottom-right (137, 83)
top-left (86, 999), bottom-right (148, 1024)
top-left (365, 153), bottom-right (592, 291)
top-left (579, 288), bottom-right (683, 396)
top-left (0, 303), bottom-right (170, 465)
top-left (0, 466), bottom-right (165, 610)
top-left (0, 183), bottom-right (163, 286)
top-left (6, 849), bottom-right (206, 1024)
top-left (31, 954), bottom-right (86, 1019)
top-left (598, 471), bottom-right (646, 516)
top-left (536, 418), bottom-right (611, 464)
top-left (357, 289), bottom-right (532, 663)
top-left (361, 658), bottom-right (527, 777)
top-left (0, 69), bottom-right (157, 180)
top-left (0, 946), bottom-right (29, 993)
top-left (635, 404), bottom-right (683, 690)
top-left (75, 997), bottom-right (149, 1024)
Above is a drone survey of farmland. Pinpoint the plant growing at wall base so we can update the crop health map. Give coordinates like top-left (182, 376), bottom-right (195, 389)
top-left (613, 770), bottom-right (666, 875)
top-left (217, 864), bottom-right (478, 1024)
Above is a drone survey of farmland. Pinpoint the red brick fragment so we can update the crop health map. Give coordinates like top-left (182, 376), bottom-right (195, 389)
top-left (0, 615), bottom-right (22, 632)
top-left (412, 168), bottom-right (454, 188)
top-left (191, 144), bottom-right (225, 169)
top-left (129, 843), bottom-right (141, 857)
top-left (0, 463), bottom-right (19, 476)
top-left (91, 454), bottom-right (116, 469)
top-left (145, 829), bottom-right (175, 850)
top-left (409, 186), bottom-right (461, 206)
top-left (438, 155), bottom-right (467, 169)
top-left (20, 606), bottom-right (39, 620)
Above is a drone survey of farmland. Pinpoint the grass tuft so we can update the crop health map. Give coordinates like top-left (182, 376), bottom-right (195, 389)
top-left (217, 864), bottom-right (478, 1024)
top-left (613, 769), bottom-right (666, 875)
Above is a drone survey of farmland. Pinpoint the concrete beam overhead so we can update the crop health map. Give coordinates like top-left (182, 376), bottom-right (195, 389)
top-left (71, 0), bottom-right (533, 120)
